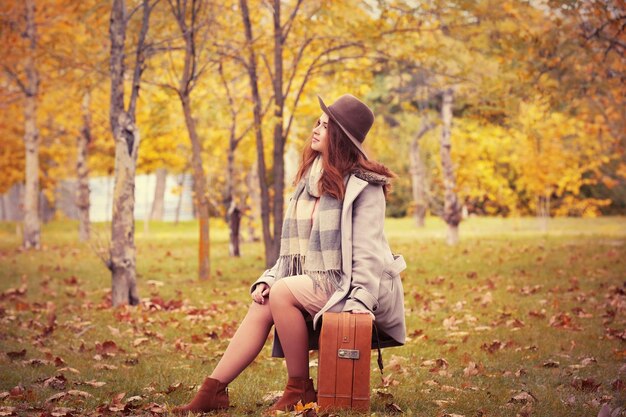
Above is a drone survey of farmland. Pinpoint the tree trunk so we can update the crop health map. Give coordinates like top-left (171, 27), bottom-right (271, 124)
top-left (225, 127), bottom-right (241, 256)
top-left (239, 0), bottom-right (274, 267)
top-left (108, 0), bottom-right (151, 306)
top-left (150, 167), bottom-right (167, 221)
top-left (77, 91), bottom-right (91, 241)
top-left (537, 192), bottom-right (550, 233)
top-left (410, 118), bottom-right (433, 228)
top-left (175, 171), bottom-right (186, 225)
top-left (439, 87), bottom-right (462, 245)
top-left (227, 201), bottom-right (242, 257)
top-left (270, 0), bottom-right (285, 266)
top-left (246, 162), bottom-right (260, 242)
top-left (181, 96), bottom-right (210, 280)
top-left (0, 194), bottom-right (5, 221)
top-left (22, 0), bottom-right (40, 250)
top-left (110, 118), bottom-right (140, 306)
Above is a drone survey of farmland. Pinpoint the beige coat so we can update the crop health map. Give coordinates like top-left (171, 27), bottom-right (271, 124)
top-left (251, 171), bottom-right (407, 357)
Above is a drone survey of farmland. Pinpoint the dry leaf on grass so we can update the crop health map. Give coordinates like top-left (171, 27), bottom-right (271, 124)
top-left (45, 392), bottom-right (68, 403)
top-left (384, 402), bottom-right (403, 413)
top-left (542, 360), bottom-right (560, 368)
top-left (508, 391), bottom-right (537, 404)
top-left (571, 377), bottom-right (601, 392)
top-left (5, 349), bottom-right (26, 360)
top-left (0, 407), bottom-right (16, 417)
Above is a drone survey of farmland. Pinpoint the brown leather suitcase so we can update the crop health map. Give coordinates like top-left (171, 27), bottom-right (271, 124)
top-left (317, 312), bottom-right (373, 412)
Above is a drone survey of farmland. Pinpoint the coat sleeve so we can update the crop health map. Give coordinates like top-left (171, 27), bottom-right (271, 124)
top-left (343, 183), bottom-right (386, 313)
top-left (249, 259), bottom-right (279, 294)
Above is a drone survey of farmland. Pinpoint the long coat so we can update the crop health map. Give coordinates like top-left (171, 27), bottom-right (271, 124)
top-left (250, 170), bottom-right (407, 357)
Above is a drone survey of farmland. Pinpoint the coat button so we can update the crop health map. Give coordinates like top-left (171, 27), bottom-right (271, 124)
top-left (373, 306), bottom-right (377, 311)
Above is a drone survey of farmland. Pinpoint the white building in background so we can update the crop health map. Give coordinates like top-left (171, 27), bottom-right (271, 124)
top-left (0, 173), bottom-right (195, 222)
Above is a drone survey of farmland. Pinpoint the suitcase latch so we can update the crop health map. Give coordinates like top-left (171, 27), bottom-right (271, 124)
top-left (338, 349), bottom-right (360, 360)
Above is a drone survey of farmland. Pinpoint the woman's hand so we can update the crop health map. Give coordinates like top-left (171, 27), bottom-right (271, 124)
top-left (251, 283), bottom-right (270, 304)
top-left (351, 309), bottom-right (375, 320)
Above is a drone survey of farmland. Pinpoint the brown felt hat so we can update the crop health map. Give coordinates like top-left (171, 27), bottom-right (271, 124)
top-left (318, 94), bottom-right (374, 160)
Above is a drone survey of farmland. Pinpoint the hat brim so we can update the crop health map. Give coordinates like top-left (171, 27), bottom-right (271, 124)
top-left (318, 95), bottom-right (369, 160)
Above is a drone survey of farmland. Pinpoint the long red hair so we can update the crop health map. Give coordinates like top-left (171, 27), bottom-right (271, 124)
top-left (294, 117), bottom-right (396, 200)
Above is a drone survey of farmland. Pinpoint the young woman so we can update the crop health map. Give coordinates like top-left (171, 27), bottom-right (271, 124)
top-left (173, 94), bottom-right (407, 414)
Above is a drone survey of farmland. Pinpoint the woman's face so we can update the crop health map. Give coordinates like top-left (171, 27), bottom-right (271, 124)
top-left (311, 113), bottom-right (329, 153)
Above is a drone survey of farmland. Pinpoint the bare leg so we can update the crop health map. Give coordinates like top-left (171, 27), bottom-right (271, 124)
top-left (210, 300), bottom-right (274, 384)
top-left (269, 280), bottom-right (309, 379)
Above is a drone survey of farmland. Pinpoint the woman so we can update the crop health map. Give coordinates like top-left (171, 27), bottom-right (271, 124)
top-left (173, 94), bottom-right (407, 414)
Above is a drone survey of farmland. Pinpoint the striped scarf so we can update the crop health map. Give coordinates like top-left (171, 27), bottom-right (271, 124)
top-left (274, 154), bottom-right (343, 294)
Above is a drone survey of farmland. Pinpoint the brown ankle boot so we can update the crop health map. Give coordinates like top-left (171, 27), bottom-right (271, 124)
top-left (267, 377), bottom-right (316, 413)
top-left (172, 377), bottom-right (229, 414)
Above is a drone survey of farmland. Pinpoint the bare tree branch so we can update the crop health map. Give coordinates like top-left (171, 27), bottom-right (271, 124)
top-left (2, 65), bottom-right (29, 95)
top-left (281, 0), bottom-right (303, 42)
top-left (128, 0), bottom-right (154, 119)
top-left (283, 37), bottom-right (313, 101)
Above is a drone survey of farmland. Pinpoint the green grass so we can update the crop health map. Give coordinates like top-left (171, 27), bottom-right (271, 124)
top-left (0, 216), bottom-right (625, 416)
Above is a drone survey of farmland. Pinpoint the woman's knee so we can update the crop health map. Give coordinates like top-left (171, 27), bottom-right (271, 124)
top-left (248, 300), bottom-right (273, 324)
top-left (269, 280), bottom-right (291, 305)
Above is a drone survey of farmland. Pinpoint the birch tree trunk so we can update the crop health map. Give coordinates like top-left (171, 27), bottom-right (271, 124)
top-left (77, 91), bottom-right (91, 241)
top-left (439, 87), bottom-right (462, 245)
top-left (108, 0), bottom-right (151, 306)
top-left (150, 167), bottom-right (167, 221)
top-left (22, 0), bottom-right (40, 250)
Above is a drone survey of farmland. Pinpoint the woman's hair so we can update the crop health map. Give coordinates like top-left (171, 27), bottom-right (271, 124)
top-left (294, 117), bottom-right (396, 200)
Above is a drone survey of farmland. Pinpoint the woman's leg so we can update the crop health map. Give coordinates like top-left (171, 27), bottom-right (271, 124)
top-left (210, 300), bottom-right (274, 384)
top-left (269, 280), bottom-right (309, 379)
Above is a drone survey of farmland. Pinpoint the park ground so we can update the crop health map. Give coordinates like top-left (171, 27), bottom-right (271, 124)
top-left (0, 216), bottom-right (625, 416)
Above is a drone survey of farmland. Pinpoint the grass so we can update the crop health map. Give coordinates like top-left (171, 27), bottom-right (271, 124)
top-left (0, 216), bottom-right (625, 416)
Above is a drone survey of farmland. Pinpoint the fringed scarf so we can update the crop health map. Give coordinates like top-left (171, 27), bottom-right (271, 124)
top-left (274, 154), bottom-right (343, 294)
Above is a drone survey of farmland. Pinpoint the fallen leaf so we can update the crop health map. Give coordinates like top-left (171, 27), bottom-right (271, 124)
top-left (571, 377), bottom-right (601, 392)
top-left (50, 407), bottom-right (75, 417)
top-left (6, 350), bottom-right (26, 360)
top-left (0, 406), bottom-right (17, 416)
top-left (82, 380), bottom-right (106, 388)
top-left (68, 390), bottom-right (92, 398)
top-left (262, 391), bottom-right (283, 404)
top-left (543, 360), bottom-right (560, 368)
top-left (611, 378), bottom-right (625, 391)
top-left (165, 382), bottom-right (182, 394)
top-left (57, 367), bottom-right (80, 374)
top-left (8, 386), bottom-right (24, 398)
top-left (375, 390), bottom-right (394, 401)
top-left (41, 375), bottom-right (68, 390)
top-left (384, 402), bottom-right (403, 413)
top-left (95, 341), bottom-right (121, 355)
top-left (46, 392), bottom-right (68, 403)
top-left (463, 361), bottom-right (480, 376)
top-left (481, 340), bottom-right (503, 354)
top-left (508, 391), bottom-right (537, 404)
top-left (133, 338), bottom-right (149, 347)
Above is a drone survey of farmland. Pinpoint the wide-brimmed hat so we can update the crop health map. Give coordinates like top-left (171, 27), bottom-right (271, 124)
top-left (318, 94), bottom-right (374, 160)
